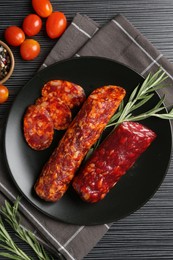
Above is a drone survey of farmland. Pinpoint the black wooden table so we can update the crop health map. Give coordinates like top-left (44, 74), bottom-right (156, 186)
top-left (0, 1), bottom-right (173, 259)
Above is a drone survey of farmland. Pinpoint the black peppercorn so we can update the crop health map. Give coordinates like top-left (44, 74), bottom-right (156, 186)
top-left (0, 45), bottom-right (11, 80)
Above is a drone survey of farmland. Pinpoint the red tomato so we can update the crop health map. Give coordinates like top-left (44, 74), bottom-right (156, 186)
top-left (46, 12), bottom-right (67, 39)
top-left (23, 14), bottom-right (42, 36)
top-left (32, 0), bottom-right (52, 18)
top-left (4, 26), bottom-right (25, 46)
top-left (0, 85), bottom-right (9, 104)
top-left (20, 39), bottom-right (40, 61)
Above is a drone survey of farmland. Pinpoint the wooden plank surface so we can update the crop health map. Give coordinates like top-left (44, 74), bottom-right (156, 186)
top-left (0, 0), bottom-right (173, 259)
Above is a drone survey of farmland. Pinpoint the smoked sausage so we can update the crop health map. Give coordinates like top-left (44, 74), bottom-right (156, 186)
top-left (73, 121), bottom-right (156, 203)
top-left (35, 85), bottom-right (126, 201)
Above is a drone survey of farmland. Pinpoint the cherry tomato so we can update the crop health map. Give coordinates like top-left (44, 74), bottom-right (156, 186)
top-left (32, 0), bottom-right (52, 18)
top-left (23, 14), bottom-right (42, 36)
top-left (20, 39), bottom-right (40, 61)
top-left (4, 26), bottom-right (25, 46)
top-left (46, 12), bottom-right (67, 39)
top-left (0, 85), bottom-right (9, 104)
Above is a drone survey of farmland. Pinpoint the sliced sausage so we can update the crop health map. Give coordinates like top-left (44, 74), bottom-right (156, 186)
top-left (36, 96), bottom-right (72, 130)
top-left (41, 80), bottom-right (86, 109)
top-left (72, 121), bottom-right (157, 203)
top-left (34, 85), bottom-right (126, 201)
top-left (23, 105), bottom-right (54, 150)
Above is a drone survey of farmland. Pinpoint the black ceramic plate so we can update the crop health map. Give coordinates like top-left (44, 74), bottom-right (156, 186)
top-left (4, 57), bottom-right (172, 225)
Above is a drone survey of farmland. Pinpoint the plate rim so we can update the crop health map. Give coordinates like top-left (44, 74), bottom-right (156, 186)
top-left (4, 56), bottom-right (173, 225)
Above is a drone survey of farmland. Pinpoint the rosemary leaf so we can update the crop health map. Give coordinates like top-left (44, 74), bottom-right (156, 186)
top-left (128, 84), bottom-right (140, 101)
top-left (0, 252), bottom-right (25, 260)
top-left (107, 68), bottom-right (171, 128)
top-left (0, 198), bottom-right (53, 260)
top-left (0, 217), bottom-right (32, 260)
top-left (0, 244), bottom-right (29, 260)
top-left (129, 93), bottom-right (154, 112)
top-left (108, 100), bottom-right (124, 123)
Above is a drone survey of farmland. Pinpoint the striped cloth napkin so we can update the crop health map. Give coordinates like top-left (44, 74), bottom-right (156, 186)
top-left (0, 13), bottom-right (173, 260)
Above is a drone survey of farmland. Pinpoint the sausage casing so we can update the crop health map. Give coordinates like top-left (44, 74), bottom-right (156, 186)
top-left (35, 85), bottom-right (126, 201)
top-left (72, 121), bottom-right (156, 203)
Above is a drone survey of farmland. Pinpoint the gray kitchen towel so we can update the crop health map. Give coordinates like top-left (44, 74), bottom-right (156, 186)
top-left (40, 13), bottom-right (99, 70)
top-left (0, 13), bottom-right (173, 260)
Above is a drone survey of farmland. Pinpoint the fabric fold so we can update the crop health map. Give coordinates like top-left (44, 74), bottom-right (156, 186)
top-left (40, 13), bottom-right (99, 70)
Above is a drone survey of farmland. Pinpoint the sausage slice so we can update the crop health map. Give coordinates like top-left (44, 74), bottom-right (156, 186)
top-left (23, 105), bottom-right (54, 150)
top-left (41, 80), bottom-right (86, 109)
top-left (36, 96), bottom-right (72, 130)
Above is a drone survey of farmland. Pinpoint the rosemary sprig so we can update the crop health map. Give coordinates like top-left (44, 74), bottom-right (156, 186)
top-left (88, 69), bottom-right (172, 155)
top-left (0, 216), bottom-right (32, 260)
top-left (0, 197), bottom-right (53, 260)
top-left (106, 68), bottom-right (173, 128)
